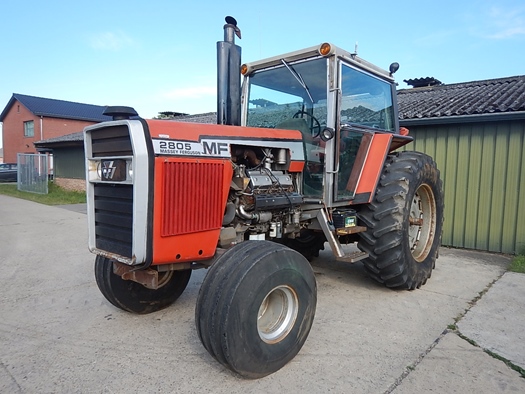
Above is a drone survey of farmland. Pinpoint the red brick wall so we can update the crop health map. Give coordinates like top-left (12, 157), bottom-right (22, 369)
top-left (2, 99), bottom-right (97, 163)
top-left (2, 102), bottom-right (36, 163)
top-left (41, 117), bottom-right (97, 140)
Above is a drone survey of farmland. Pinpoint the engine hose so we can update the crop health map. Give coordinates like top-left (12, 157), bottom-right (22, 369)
top-left (237, 205), bottom-right (272, 223)
top-left (222, 202), bottom-right (236, 225)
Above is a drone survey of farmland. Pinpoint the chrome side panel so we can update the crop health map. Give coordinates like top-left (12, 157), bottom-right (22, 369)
top-left (84, 120), bottom-right (151, 265)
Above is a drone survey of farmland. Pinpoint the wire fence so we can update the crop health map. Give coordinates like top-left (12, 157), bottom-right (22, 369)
top-left (17, 153), bottom-right (49, 194)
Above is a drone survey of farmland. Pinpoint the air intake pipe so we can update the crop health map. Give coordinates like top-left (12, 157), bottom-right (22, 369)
top-left (217, 16), bottom-right (241, 126)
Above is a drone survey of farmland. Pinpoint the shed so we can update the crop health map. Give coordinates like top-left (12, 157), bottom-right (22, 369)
top-left (397, 75), bottom-right (525, 254)
top-left (34, 132), bottom-right (85, 191)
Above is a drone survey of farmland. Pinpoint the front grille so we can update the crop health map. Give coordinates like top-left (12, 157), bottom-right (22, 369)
top-left (94, 183), bottom-right (133, 258)
top-left (91, 125), bottom-right (132, 157)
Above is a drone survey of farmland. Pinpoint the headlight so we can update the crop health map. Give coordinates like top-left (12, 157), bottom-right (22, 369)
top-left (128, 162), bottom-right (133, 179)
top-left (87, 160), bottom-right (102, 181)
top-left (96, 162), bottom-right (102, 179)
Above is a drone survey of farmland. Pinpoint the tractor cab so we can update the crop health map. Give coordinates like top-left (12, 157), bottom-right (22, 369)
top-left (241, 43), bottom-right (407, 205)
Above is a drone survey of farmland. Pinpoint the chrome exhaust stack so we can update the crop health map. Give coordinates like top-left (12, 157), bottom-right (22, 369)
top-left (217, 16), bottom-right (241, 126)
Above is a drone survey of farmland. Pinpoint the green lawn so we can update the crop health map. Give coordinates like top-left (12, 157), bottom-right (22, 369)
top-left (509, 252), bottom-right (525, 274)
top-left (0, 182), bottom-right (86, 205)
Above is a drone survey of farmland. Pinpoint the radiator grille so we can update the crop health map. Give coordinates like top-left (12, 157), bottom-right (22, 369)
top-left (91, 125), bottom-right (132, 157)
top-left (94, 184), bottom-right (133, 257)
top-left (162, 161), bottom-right (225, 236)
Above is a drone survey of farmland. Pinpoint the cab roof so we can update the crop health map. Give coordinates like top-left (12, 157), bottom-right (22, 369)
top-left (242, 43), bottom-right (394, 82)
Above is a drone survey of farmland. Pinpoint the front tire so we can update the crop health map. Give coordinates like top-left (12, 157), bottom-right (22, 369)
top-left (195, 241), bottom-right (317, 379)
top-left (94, 256), bottom-right (192, 314)
top-left (357, 151), bottom-right (444, 289)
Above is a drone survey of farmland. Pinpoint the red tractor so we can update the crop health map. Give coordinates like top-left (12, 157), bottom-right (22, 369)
top-left (84, 17), bottom-right (443, 378)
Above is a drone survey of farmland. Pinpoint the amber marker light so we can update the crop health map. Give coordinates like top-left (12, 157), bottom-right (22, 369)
top-left (241, 64), bottom-right (249, 75)
top-left (319, 43), bottom-right (332, 56)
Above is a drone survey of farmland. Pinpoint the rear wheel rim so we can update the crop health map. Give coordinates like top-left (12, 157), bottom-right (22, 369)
top-left (257, 285), bottom-right (299, 344)
top-left (408, 183), bottom-right (437, 262)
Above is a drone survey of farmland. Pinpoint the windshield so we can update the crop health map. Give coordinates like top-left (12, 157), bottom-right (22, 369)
top-left (246, 58), bottom-right (328, 134)
top-left (340, 64), bottom-right (396, 132)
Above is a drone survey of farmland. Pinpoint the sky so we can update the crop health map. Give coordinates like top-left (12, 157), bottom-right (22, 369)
top-left (1, 0), bottom-right (524, 148)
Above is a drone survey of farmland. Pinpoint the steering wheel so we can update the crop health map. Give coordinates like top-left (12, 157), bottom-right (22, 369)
top-left (293, 111), bottom-right (321, 137)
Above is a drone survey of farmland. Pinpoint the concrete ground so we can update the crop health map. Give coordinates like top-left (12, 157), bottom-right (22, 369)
top-left (0, 194), bottom-right (524, 393)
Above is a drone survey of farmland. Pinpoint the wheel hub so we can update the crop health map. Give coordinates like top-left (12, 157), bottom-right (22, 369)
top-left (157, 271), bottom-right (174, 288)
top-left (408, 183), bottom-right (437, 262)
top-left (257, 285), bottom-right (299, 344)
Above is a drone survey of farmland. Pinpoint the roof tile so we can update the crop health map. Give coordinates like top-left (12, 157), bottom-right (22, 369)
top-left (398, 75), bottom-right (525, 119)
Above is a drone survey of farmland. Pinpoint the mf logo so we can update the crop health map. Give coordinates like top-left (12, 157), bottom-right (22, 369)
top-left (101, 160), bottom-right (117, 180)
top-left (202, 141), bottom-right (229, 156)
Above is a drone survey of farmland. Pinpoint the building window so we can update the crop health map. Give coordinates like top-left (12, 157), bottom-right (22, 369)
top-left (24, 120), bottom-right (34, 137)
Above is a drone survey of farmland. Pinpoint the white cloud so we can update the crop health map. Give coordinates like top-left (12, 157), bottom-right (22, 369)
top-left (489, 26), bottom-right (525, 39)
top-left (89, 31), bottom-right (137, 51)
top-left (485, 6), bottom-right (525, 39)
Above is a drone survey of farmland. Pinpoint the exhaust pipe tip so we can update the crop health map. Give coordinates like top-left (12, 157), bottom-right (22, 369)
top-left (103, 106), bottom-right (138, 120)
top-left (225, 16), bottom-right (237, 26)
top-left (224, 15), bottom-right (241, 41)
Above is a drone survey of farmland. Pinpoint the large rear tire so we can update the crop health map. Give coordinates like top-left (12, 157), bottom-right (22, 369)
top-left (357, 151), bottom-right (444, 289)
top-left (94, 256), bottom-right (192, 314)
top-left (195, 241), bottom-right (317, 379)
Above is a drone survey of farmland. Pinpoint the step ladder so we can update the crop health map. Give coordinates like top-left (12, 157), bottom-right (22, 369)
top-left (317, 210), bottom-right (369, 263)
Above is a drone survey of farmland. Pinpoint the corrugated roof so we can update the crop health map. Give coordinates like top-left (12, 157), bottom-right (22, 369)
top-left (0, 93), bottom-right (112, 122)
top-left (34, 131), bottom-right (84, 146)
top-left (397, 75), bottom-right (525, 119)
top-left (403, 77), bottom-right (443, 88)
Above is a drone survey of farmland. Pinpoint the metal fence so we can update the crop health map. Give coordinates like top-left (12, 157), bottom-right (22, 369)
top-left (17, 153), bottom-right (49, 194)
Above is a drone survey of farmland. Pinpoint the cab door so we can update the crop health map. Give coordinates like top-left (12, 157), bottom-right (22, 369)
top-left (332, 62), bottom-right (397, 204)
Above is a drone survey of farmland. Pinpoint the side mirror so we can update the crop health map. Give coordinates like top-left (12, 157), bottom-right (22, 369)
top-left (389, 62), bottom-right (400, 74)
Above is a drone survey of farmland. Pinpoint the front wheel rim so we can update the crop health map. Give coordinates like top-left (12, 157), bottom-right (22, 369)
top-left (408, 183), bottom-right (437, 262)
top-left (156, 271), bottom-right (174, 288)
top-left (257, 285), bottom-right (299, 344)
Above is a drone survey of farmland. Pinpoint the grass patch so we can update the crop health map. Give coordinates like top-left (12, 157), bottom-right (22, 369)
top-left (484, 349), bottom-right (525, 378)
top-left (0, 182), bottom-right (86, 205)
top-left (457, 332), bottom-right (525, 379)
top-left (457, 332), bottom-right (479, 347)
top-left (509, 252), bottom-right (525, 274)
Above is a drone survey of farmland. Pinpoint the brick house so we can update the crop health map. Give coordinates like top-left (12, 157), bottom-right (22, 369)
top-left (0, 93), bottom-right (111, 163)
